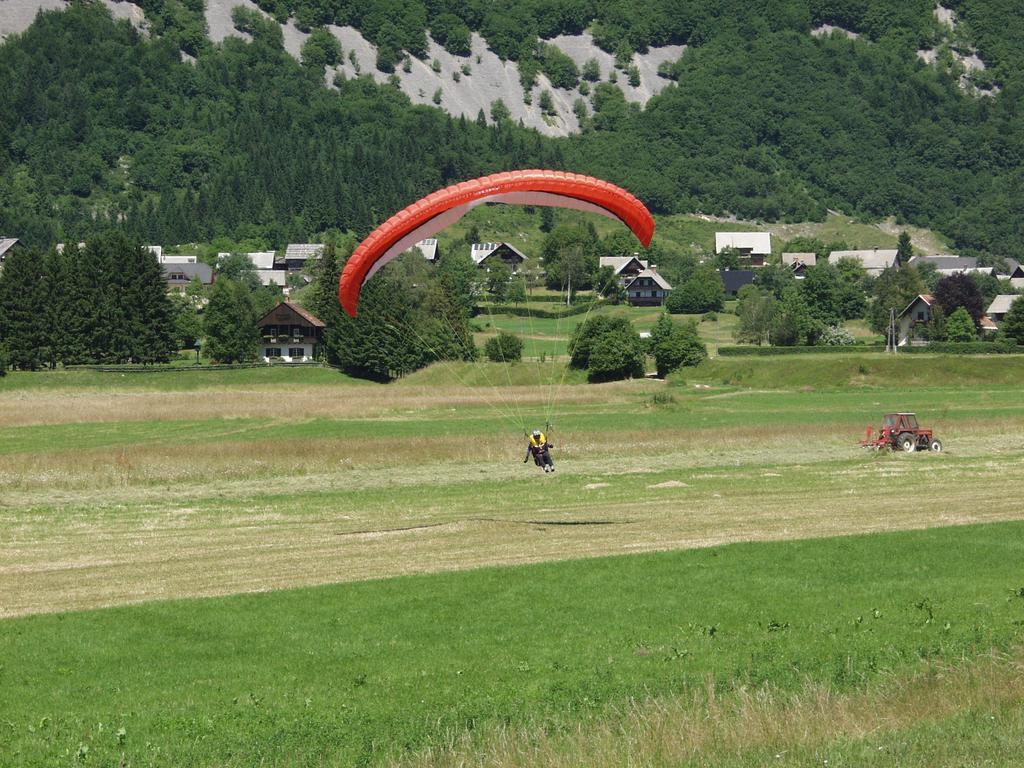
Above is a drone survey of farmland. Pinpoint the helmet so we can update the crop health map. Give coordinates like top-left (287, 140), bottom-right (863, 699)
top-left (532, 429), bottom-right (541, 437)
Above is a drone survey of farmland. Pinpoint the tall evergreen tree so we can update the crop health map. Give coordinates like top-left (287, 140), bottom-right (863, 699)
top-left (204, 279), bottom-right (260, 363)
top-left (896, 231), bottom-right (914, 268)
top-left (0, 247), bottom-right (51, 369)
top-left (120, 239), bottom-right (176, 362)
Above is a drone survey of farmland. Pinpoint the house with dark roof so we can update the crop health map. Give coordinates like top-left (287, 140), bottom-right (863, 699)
top-left (717, 269), bottom-right (755, 296)
top-left (163, 262), bottom-right (214, 292)
top-left (624, 269), bottom-right (672, 306)
top-left (256, 301), bottom-right (325, 362)
top-left (470, 242), bottom-right (525, 271)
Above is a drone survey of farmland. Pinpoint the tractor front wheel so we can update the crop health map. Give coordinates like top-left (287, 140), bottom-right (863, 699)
top-left (898, 433), bottom-right (916, 453)
top-left (930, 439), bottom-right (943, 453)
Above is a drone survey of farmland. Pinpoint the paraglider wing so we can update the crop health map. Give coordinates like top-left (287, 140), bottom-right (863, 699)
top-left (338, 170), bottom-right (655, 316)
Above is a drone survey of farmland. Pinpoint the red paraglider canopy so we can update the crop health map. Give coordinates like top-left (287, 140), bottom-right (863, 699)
top-left (338, 169), bottom-right (655, 316)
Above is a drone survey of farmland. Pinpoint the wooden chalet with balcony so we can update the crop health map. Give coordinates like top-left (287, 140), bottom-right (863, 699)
top-left (257, 301), bottom-right (325, 362)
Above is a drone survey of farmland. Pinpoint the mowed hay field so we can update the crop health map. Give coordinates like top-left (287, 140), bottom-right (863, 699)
top-left (2, 357), bottom-right (1024, 766)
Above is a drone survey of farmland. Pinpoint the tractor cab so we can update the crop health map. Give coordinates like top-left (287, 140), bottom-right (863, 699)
top-left (863, 412), bottom-right (941, 453)
top-left (883, 413), bottom-right (918, 434)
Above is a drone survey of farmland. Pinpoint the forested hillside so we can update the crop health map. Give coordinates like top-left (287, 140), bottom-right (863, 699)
top-left (0, 1), bottom-right (1023, 258)
top-left (0, 4), bottom-right (558, 247)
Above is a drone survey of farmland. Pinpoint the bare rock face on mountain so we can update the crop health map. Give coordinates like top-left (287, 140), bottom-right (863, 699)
top-left (203, 0), bottom-right (685, 137)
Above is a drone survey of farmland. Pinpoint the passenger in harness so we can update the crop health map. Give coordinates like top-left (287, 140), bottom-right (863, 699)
top-left (524, 429), bottom-right (555, 472)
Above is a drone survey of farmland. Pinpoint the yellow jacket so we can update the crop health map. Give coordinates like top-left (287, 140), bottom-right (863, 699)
top-left (529, 432), bottom-right (547, 447)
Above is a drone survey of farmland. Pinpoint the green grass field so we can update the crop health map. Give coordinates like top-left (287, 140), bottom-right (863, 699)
top-left (1, 360), bottom-right (1023, 766)
top-left (3, 524), bottom-right (1023, 767)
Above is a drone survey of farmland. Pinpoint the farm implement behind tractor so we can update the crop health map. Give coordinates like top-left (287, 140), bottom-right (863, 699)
top-left (861, 413), bottom-right (942, 453)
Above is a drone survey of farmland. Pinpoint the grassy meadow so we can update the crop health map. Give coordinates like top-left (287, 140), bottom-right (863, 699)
top-left (435, 205), bottom-right (953, 262)
top-left (2, 356), bottom-right (1024, 765)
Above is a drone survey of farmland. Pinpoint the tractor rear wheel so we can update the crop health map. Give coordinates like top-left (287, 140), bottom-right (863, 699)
top-left (898, 433), bottom-right (916, 452)
top-left (930, 439), bottom-right (943, 452)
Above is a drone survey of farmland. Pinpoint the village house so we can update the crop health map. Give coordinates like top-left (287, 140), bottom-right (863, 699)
top-left (828, 248), bottom-right (898, 276)
top-left (782, 252), bottom-right (816, 278)
top-left (907, 255), bottom-right (995, 276)
top-left (159, 254), bottom-right (198, 264)
top-left (897, 294), bottom-right (936, 346)
top-left (256, 301), bottom-right (325, 362)
top-left (415, 239), bottom-right (439, 263)
top-left (986, 295), bottom-right (1019, 325)
top-left (163, 262), bottom-right (214, 292)
top-left (999, 259), bottom-right (1024, 288)
top-left (718, 269), bottom-right (755, 296)
top-left (715, 232), bottom-right (771, 267)
top-left (217, 251), bottom-right (276, 270)
top-left (257, 270), bottom-right (289, 289)
top-left (0, 237), bottom-right (22, 269)
top-left (599, 254), bottom-right (648, 283)
top-left (284, 243), bottom-right (324, 271)
top-left (624, 268), bottom-right (672, 306)
top-left (471, 242), bottom-right (525, 271)
top-left (215, 251), bottom-right (288, 288)
top-left (164, 263), bottom-right (214, 291)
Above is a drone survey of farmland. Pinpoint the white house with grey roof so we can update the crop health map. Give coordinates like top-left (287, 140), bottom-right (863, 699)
top-left (715, 232), bottom-right (771, 266)
top-left (828, 249), bottom-right (898, 275)
top-left (414, 238), bottom-right (439, 262)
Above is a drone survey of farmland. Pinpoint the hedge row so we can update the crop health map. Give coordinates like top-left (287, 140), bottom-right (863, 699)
top-left (716, 342), bottom-right (1024, 356)
top-left (716, 345), bottom-right (886, 356)
top-left (895, 341), bottom-right (1024, 354)
top-left (78, 361), bottom-right (327, 373)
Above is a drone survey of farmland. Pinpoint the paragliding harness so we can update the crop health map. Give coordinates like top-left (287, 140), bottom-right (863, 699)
top-left (524, 425), bottom-right (555, 472)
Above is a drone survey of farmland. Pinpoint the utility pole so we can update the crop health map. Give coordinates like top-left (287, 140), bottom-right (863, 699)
top-left (886, 307), bottom-right (898, 354)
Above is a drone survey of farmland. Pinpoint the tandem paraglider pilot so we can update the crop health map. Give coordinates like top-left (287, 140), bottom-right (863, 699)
top-left (524, 429), bottom-right (554, 473)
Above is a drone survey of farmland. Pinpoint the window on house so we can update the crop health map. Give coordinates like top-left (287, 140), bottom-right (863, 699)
top-left (917, 311), bottom-right (925, 321)
top-left (265, 347), bottom-right (282, 357)
top-left (265, 325), bottom-right (277, 336)
top-left (289, 347), bottom-right (304, 358)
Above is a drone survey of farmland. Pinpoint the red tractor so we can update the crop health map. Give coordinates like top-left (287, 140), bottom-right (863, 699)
top-left (861, 413), bottom-right (942, 453)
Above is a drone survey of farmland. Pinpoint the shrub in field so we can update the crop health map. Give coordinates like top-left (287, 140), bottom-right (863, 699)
top-left (819, 325), bottom-right (856, 346)
top-left (570, 315), bottom-right (644, 381)
top-left (0, 344), bottom-right (9, 376)
top-left (650, 314), bottom-right (707, 377)
top-left (944, 306), bottom-right (977, 342)
top-left (484, 331), bottom-right (523, 362)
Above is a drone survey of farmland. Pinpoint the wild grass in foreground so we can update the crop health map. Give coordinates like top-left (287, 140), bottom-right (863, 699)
top-left (394, 648), bottom-right (1024, 768)
top-left (2, 522), bottom-right (1023, 766)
